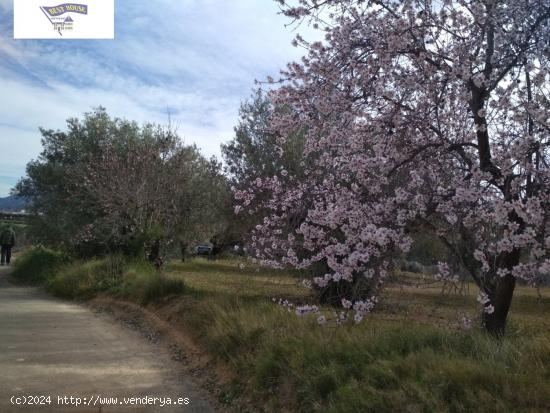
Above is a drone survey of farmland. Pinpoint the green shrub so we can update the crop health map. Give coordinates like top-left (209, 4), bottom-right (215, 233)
top-left (26, 253), bottom-right (186, 303)
top-left (11, 246), bottom-right (70, 283)
top-left (46, 255), bottom-right (126, 299)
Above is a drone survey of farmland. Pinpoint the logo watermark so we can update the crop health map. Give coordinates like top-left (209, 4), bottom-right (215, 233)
top-left (39, 3), bottom-right (89, 36)
top-left (14, 0), bottom-right (114, 39)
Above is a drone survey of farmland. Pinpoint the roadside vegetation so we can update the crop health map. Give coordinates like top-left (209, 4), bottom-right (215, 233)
top-left (12, 247), bottom-right (184, 304)
top-left (11, 248), bottom-right (550, 412)
top-left (11, 246), bottom-right (69, 283)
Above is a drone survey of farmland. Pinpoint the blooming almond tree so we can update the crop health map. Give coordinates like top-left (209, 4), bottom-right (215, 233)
top-left (237, 0), bottom-right (550, 335)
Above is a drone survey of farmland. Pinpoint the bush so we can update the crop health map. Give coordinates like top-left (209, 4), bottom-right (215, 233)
top-left (46, 255), bottom-right (126, 299)
top-left (11, 246), bottom-right (70, 283)
top-left (14, 250), bottom-right (186, 304)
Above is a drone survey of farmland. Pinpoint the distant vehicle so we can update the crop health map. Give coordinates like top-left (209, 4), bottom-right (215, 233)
top-left (195, 244), bottom-right (212, 255)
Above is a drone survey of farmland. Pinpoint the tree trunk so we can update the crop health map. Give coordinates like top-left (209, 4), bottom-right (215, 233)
top-left (481, 250), bottom-right (520, 337)
top-left (319, 280), bottom-right (354, 305)
top-left (180, 242), bottom-right (187, 262)
top-left (482, 273), bottom-right (516, 336)
top-left (148, 239), bottom-right (162, 270)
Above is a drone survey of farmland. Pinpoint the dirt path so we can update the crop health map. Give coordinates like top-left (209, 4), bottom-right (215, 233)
top-left (0, 266), bottom-right (214, 413)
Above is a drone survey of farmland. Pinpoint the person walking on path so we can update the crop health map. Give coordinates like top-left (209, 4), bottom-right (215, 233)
top-left (0, 226), bottom-right (15, 266)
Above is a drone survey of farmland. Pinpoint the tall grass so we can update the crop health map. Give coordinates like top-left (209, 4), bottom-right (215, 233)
top-left (177, 296), bottom-right (550, 412)
top-left (117, 262), bottom-right (186, 304)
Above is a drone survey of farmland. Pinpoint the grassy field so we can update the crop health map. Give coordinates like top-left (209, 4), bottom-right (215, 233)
top-left (165, 258), bottom-right (550, 337)
top-left (163, 259), bottom-right (550, 412)
top-left (11, 250), bottom-right (550, 412)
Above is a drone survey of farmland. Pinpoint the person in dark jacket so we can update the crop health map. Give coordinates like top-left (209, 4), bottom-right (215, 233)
top-left (0, 226), bottom-right (16, 266)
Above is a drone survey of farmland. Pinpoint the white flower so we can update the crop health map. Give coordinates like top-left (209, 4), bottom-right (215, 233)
top-left (477, 291), bottom-right (490, 305)
top-left (341, 298), bottom-right (352, 309)
top-left (484, 305), bottom-right (495, 314)
top-left (461, 316), bottom-right (472, 330)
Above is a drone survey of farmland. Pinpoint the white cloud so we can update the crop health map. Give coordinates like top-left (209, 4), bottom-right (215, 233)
top-left (0, 0), bottom-right (323, 196)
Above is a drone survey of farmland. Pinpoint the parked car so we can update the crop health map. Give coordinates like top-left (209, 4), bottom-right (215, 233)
top-left (195, 244), bottom-right (213, 255)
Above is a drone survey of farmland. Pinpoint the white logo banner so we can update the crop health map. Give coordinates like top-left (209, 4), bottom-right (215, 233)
top-left (14, 0), bottom-right (114, 39)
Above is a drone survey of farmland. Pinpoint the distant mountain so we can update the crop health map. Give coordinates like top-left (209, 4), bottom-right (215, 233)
top-left (0, 195), bottom-right (28, 212)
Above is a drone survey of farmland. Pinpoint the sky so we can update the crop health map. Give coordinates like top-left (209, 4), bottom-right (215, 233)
top-left (0, 0), bottom-right (311, 197)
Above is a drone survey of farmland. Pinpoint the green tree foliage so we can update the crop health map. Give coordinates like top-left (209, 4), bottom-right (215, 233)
top-left (221, 90), bottom-right (306, 247)
top-left (16, 108), bottom-right (228, 259)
